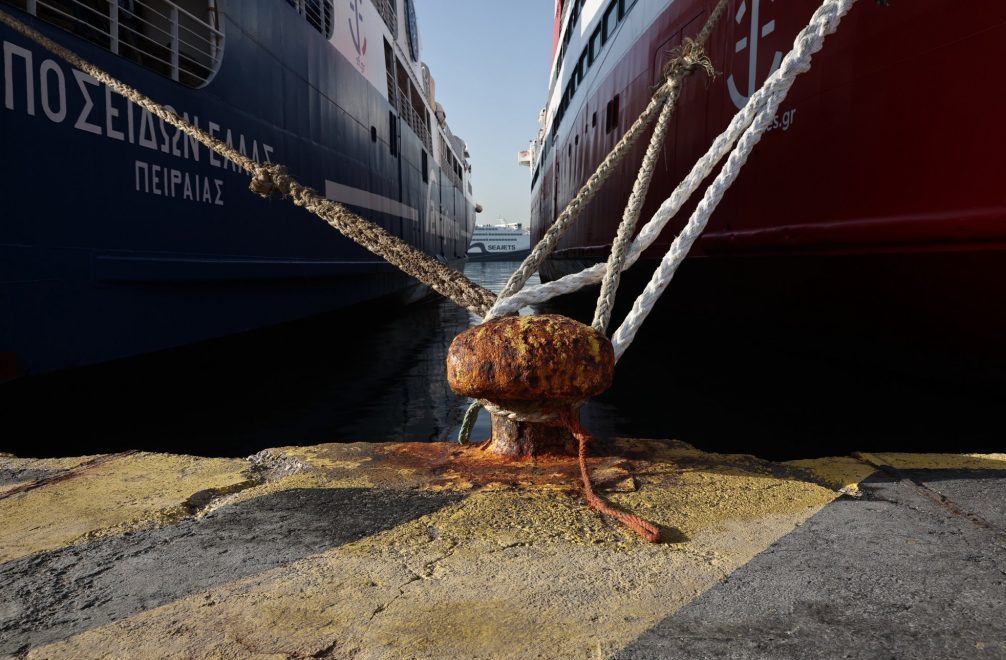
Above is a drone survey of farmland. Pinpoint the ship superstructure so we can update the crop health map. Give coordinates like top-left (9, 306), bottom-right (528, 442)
top-left (467, 219), bottom-right (531, 261)
top-left (0, 0), bottom-right (478, 375)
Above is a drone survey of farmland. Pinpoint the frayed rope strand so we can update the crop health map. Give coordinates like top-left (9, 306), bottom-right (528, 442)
top-left (562, 409), bottom-right (661, 543)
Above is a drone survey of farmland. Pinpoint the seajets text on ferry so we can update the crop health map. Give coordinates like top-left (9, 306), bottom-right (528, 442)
top-left (2, 40), bottom-right (274, 206)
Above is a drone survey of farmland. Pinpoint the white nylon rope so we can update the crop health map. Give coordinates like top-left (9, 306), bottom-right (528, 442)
top-left (611, 0), bottom-right (856, 358)
top-left (489, 0), bottom-right (858, 359)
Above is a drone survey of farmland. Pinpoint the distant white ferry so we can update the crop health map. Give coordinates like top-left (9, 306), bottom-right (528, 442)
top-left (467, 220), bottom-right (531, 261)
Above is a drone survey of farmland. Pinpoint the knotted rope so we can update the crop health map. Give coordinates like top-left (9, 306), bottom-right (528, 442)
top-left (460, 0), bottom-right (727, 444)
top-left (5, 0), bottom-right (855, 542)
top-left (0, 7), bottom-right (497, 317)
top-left (487, 0), bottom-right (859, 352)
top-left (486, 0), bottom-right (728, 319)
top-left (247, 163), bottom-right (497, 316)
top-left (591, 32), bottom-right (719, 333)
top-left (609, 0), bottom-right (857, 358)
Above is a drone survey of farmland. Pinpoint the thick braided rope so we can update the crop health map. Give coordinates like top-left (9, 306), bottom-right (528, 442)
top-left (611, 0), bottom-right (857, 359)
top-left (489, 0), bottom-right (856, 321)
top-left (494, 0), bottom-right (728, 322)
top-left (487, 71), bottom-right (680, 317)
top-left (457, 399), bottom-right (557, 445)
top-left (592, 48), bottom-right (718, 333)
top-left (592, 0), bottom-right (726, 333)
top-left (248, 165), bottom-right (496, 315)
top-left (589, 94), bottom-right (677, 332)
top-left (562, 409), bottom-right (660, 542)
top-left (478, 399), bottom-right (582, 424)
top-left (474, 1), bottom-right (726, 427)
top-left (0, 7), bottom-right (497, 317)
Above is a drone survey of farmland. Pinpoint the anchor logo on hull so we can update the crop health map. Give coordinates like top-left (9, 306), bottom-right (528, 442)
top-left (727, 0), bottom-right (783, 110)
top-left (348, 0), bottom-right (368, 72)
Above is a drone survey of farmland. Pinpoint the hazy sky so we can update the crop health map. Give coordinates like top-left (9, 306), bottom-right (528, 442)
top-left (414, 1), bottom-right (555, 224)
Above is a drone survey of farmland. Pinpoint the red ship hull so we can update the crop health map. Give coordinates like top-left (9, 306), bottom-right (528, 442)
top-left (530, 0), bottom-right (1006, 365)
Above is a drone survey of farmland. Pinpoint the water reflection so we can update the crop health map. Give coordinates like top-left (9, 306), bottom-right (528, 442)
top-left (2, 260), bottom-right (1002, 459)
top-left (0, 262), bottom-right (533, 457)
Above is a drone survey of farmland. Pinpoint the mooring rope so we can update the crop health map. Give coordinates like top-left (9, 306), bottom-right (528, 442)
top-left (610, 0), bottom-right (857, 359)
top-left (487, 0), bottom-right (858, 342)
top-left (486, 0), bottom-right (727, 319)
top-left (4, 1), bottom-right (855, 540)
top-left (0, 0), bottom-right (857, 345)
top-left (0, 7), bottom-right (498, 317)
top-left (591, 21), bottom-right (721, 333)
top-left (458, 1), bottom-right (727, 444)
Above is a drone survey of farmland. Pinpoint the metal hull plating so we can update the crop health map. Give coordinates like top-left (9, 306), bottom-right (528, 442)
top-left (0, 2), bottom-right (475, 375)
top-left (530, 0), bottom-right (1006, 363)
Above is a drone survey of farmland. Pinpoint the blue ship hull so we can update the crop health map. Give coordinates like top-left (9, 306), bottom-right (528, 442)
top-left (0, 1), bottom-right (475, 376)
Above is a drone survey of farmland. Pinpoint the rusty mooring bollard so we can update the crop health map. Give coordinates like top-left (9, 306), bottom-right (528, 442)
top-left (446, 314), bottom-right (660, 542)
top-left (446, 314), bottom-right (614, 458)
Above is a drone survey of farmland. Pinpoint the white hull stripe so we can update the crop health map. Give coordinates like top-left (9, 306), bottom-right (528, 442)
top-left (324, 180), bottom-right (418, 222)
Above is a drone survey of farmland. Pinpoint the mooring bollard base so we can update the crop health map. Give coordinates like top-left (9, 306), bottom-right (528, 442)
top-left (486, 411), bottom-right (577, 459)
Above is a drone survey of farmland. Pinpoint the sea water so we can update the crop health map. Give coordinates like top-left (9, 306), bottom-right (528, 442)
top-left (2, 261), bottom-right (1002, 459)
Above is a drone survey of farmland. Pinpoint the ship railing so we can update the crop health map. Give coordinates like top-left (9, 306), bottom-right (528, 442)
top-left (286, 0), bottom-right (333, 39)
top-left (371, 0), bottom-right (395, 35)
top-left (9, 0), bottom-right (223, 87)
top-left (437, 131), bottom-right (463, 189)
top-left (385, 66), bottom-right (432, 152)
top-left (386, 66), bottom-right (397, 107)
top-left (395, 89), bottom-right (432, 153)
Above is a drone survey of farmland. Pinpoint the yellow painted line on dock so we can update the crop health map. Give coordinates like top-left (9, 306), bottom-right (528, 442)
top-left (784, 456), bottom-right (878, 496)
top-left (0, 452), bottom-right (253, 563)
top-left (855, 452), bottom-right (1006, 471)
top-left (27, 440), bottom-right (859, 659)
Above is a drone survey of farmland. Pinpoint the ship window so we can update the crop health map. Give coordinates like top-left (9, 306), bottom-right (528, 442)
top-left (577, 49), bottom-right (588, 80)
top-left (421, 150), bottom-right (428, 182)
top-left (605, 94), bottom-right (620, 133)
top-left (589, 24), bottom-right (602, 64)
top-left (592, 111), bottom-right (597, 128)
top-left (620, 0), bottom-right (638, 20)
top-left (15, 0), bottom-right (224, 88)
top-left (371, 126), bottom-right (377, 142)
top-left (603, 0), bottom-right (619, 42)
top-left (384, 38), bottom-right (396, 101)
top-left (389, 110), bottom-right (398, 157)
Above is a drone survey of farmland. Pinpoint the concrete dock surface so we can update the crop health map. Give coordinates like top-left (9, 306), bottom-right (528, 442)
top-left (0, 440), bottom-right (1003, 659)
